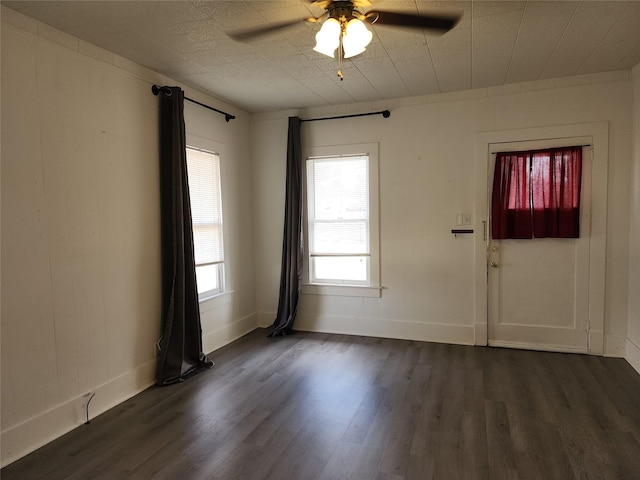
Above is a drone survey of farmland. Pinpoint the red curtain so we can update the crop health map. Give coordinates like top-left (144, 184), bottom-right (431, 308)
top-left (492, 147), bottom-right (582, 239)
top-left (491, 152), bottom-right (533, 239)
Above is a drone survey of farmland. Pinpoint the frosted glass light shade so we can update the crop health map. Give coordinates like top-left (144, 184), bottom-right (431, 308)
top-left (314, 18), bottom-right (341, 57)
top-left (343, 18), bottom-right (372, 58)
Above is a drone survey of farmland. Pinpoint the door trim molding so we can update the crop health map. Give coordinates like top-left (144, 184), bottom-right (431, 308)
top-left (474, 122), bottom-right (609, 355)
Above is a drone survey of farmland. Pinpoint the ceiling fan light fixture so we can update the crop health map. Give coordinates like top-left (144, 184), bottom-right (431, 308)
top-left (342, 17), bottom-right (372, 58)
top-left (313, 18), bottom-right (341, 57)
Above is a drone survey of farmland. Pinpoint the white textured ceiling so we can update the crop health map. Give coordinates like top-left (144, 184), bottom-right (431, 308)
top-left (4, 0), bottom-right (640, 112)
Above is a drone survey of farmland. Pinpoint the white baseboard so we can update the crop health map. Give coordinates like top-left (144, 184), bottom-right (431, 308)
top-left (257, 310), bottom-right (475, 345)
top-left (589, 329), bottom-right (604, 355)
top-left (202, 313), bottom-right (258, 354)
top-left (1, 359), bottom-right (156, 468)
top-left (292, 312), bottom-right (475, 345)
top-left (257, 311), bottom-right (274, 329)
top-left (626, 337), bottom-right (640, 375)
top-left (604, 334), bottom-right (626, 357)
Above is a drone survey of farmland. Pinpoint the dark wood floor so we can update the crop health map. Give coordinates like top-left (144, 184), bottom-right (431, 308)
top-left (3, 328), bottom-right (640, 480)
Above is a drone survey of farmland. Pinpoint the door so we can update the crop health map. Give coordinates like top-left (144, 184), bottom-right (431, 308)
top-left (487, 146), bottom-right (592, 353)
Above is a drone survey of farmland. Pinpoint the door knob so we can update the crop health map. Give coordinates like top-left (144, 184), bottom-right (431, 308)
top-left (490, 261), bottom-right (499, 268)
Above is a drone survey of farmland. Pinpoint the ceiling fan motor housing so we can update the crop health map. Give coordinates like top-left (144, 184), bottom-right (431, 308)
top-left (326, 1), bottom-right (359, 21)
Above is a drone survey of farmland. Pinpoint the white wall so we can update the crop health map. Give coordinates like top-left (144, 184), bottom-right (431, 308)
top-left (252, 72), bottom-right (633, 353)
top-left (0, 8), bottom-right (256, 466)
top-left (627, 63), bottom-right (640, 373)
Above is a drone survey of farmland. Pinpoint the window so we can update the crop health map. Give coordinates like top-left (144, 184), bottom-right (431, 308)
top-left (186, 146), bottom-right (224, 300)
top-left (304, 143), bottom-right (380, 296)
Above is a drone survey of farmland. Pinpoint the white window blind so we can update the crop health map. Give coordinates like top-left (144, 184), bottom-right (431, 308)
top-left (186, 147), bottom-right (224, 298)
top-left (187, 148), bottom-right (223, 265)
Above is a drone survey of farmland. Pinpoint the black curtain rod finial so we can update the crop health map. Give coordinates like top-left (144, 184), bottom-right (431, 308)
top-left (151, 84), bottom-right (172, 97)
top-left (152, 84), bottom-right (235, 122)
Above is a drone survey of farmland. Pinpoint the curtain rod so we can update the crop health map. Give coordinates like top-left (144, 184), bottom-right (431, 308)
top-left (151, 85), bottom-right (236, 122)
top-left (301, 109), bottom-right (391, 123)
top-left (491, 144), bottom-right (591, 154)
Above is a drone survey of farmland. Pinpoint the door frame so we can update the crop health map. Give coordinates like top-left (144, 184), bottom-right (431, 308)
top-left (474, 122), bottom-right (609, 355)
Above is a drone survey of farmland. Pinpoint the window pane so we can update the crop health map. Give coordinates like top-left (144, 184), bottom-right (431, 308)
top-left (192, 225), bottom-right (223, 265)
top-left (187, 150), bottom-right (222, 224)
top-left (312, 221), bottom-right (368, 253)
top-left (312, 256), bottom-right (368, 282)
top-left (196, 264), bottom-right (220, 296)
top-left (312, 157), bottom-right (368, 220)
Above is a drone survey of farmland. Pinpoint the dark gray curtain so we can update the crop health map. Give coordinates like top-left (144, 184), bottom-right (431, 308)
top-left (155, 86), bottom-right (213, 384)
top-left (269, 116), bottom-right (303, 337)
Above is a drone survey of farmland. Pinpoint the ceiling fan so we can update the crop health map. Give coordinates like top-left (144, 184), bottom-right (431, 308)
top-left (228, 0), bottom-right (462, 79)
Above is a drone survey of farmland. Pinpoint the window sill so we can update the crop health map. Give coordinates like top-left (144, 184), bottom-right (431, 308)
top-left (302, 284), bottom-right (382, 298)
top-left (199, 290), bottom-right (233, 311)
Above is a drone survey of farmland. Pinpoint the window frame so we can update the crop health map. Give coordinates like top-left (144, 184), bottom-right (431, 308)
top-left (185, 134), bottom-right (226, 302)
top-left (302, 143), bottom-right (381, 298)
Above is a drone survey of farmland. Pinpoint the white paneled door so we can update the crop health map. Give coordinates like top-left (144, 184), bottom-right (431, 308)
top-left (487, 237), bottom-right (590, 352)
top-left (487, 147), bottom-right (592, 353)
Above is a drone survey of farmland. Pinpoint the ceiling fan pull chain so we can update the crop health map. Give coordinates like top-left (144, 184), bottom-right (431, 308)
top-left (337, 19), bottom-right (345, 80)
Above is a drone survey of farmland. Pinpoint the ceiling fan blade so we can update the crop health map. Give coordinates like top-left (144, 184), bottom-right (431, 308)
top-left (367, 10), bottom-right (461, 33)
top-left (228, 19), bottom-right (307, 42)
